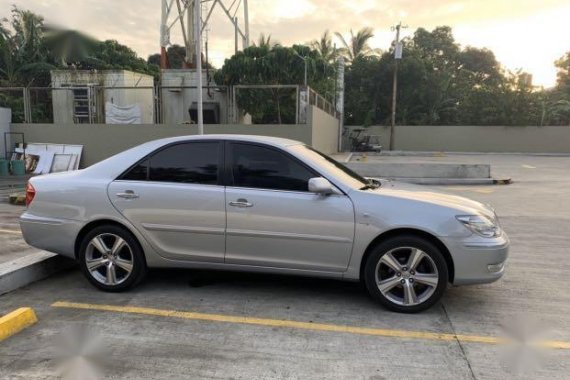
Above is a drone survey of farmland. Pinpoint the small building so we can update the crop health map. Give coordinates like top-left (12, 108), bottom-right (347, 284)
top-left (160, 69), bottom-right (231, 125)
top-left (50, 70), bottom-right (155, 124)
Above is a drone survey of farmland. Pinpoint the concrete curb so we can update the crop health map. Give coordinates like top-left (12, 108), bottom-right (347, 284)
top-left (346, 162), bottom-right (491, 180)
top-left (0, 307), bottom-right (38, 341)
top-left (369, 176), bottom-right (513, 186)
top-left (352, 151), bottom-right (570, 157)
top-left (0, 251), bottom-right (76, 296)
top-left (384, 178), bottom-right (497, 185)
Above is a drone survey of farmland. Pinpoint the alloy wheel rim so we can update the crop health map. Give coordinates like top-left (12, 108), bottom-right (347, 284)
top-left (85, 233), bottom-right (134, 286)
top-left (375, 247), bottom-right (439, 307)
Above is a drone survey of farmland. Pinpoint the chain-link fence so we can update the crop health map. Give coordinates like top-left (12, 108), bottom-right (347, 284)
top-left (0, 88), bottom-right (27, 123)
top-left (0, 84), bottom-right (338, 125)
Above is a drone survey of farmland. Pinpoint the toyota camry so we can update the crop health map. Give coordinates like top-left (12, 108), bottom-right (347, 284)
top-left (20, 135), bottom-right (509, 313)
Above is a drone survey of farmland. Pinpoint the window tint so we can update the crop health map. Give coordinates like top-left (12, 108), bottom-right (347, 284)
top-left (230, 143), bottom-right (315, 191)
top-left (121, 159), bottom-right (148, 181)
top-left (148, 142), bottom-right (219, 184)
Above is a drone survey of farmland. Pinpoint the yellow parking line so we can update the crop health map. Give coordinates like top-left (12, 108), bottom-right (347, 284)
top-left (52, 301), bottom-right (570, 349)
top-left (0, 228), bottom-right (21, 235)
top-left (0, 307), bottom-right (38, 342)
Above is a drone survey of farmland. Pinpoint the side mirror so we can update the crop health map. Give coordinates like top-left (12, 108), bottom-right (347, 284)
top-left (308, 177), bottom-right (334, 195)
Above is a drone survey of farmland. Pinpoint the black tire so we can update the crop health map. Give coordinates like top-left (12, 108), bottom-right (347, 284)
top-left (78, 224), bottom-right (147, 292)
top-left (364, 235), bottom-right (448, 313)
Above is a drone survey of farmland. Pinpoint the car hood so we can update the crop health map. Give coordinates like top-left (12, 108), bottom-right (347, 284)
top-left (369, 179), bottom-right (496, 218)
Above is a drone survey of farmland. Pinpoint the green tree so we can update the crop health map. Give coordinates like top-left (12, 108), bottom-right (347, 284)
top-left (540, 51), bottom-right (570, 125)
top-left (335, 27), bottom-right (378, 63)
top-left (555, 51), bottom-right (570, 94)
top-left (341, 25), bottom-right (562, 127)
top-left (253, 33), bottom-right (279, 48)
top-left (0, 6), bottom-right (55, 86)
top-left (215, 44), bottom-right (335, 124)
top-left (310, 30), bottom-right (337, 63)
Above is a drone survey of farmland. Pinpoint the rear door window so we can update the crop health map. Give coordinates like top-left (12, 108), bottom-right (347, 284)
top-left (149, 142), bottom-right (220, 184)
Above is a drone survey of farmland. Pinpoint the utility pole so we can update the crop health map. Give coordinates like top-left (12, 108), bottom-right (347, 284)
top-left (333, 43), bottom-right (337, 108)
top-left (195, 0), bottom-right (204, 134)
top-left (390, 22), bottom-right (406, 151)
top-left (234, 17), bottom-right (238, 54)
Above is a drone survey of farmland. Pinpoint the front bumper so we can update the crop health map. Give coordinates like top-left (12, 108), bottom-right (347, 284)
top-left (442, 232), bottom-right (510, 285)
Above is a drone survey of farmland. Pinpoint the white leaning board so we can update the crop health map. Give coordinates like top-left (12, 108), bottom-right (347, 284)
top-left (15, 143), bottom-right (83, 174)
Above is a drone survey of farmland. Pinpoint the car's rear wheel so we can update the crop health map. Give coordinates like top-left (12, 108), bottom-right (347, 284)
top-left (364, 235), bottom-right (448, 313)
top-left (79, 225), bottom-right (146, 292)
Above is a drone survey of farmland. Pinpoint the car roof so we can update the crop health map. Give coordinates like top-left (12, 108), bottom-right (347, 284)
top-left (147, 134), bottom-right (303, 148)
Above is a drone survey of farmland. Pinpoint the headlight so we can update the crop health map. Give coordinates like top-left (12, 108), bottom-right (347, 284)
top-left (456, 215), bottom-right (502, 238)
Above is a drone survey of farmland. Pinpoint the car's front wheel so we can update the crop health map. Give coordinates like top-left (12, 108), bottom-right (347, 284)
top-left (364, 235), bottom-right (448, 313)
top-left (78, 225), bottom-right (147, 292)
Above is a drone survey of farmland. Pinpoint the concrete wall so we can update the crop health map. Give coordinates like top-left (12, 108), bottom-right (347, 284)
top-left (9, 103), bottom-right (340, 167)
top-left (51, 70), bottom-right (154, 124)
top-left (0, 108), bottom-right (10, 158)
top-left (346, 125), bottom-right (570, 153)
top-left (10, 123), bottom-right (312, 167)
top-left (309, 106), bottom-right (340, 154)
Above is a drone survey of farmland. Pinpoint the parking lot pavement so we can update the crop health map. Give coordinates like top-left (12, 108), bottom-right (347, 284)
top-left (1, 154), bottom-right (570, 379)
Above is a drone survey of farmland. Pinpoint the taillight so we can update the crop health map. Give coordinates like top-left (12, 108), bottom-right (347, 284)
top-left (25, 182), bottom-right (36, 207)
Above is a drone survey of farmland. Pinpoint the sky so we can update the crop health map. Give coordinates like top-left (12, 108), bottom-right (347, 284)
top-left (2, 0), bottom-right (569, 88)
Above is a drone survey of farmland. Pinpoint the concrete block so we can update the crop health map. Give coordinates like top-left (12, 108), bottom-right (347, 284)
top-left (346, 162), bottom-right (491, 179)
top-left (0, 251), bottom-right (75, 296)
top-left (0, 307), bottom-right (38, 342)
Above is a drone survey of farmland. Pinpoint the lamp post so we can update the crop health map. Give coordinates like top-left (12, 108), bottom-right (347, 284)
top-left (293, 51), bottom-right (308, 87)
top-left (195, 0), bottom-right (204, 134)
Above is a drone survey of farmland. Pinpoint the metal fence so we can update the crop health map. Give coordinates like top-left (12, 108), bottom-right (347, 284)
top-left (0, 84), bottom-right (339, 125)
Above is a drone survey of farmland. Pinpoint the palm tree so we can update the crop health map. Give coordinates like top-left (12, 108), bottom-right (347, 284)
top-left (253, 33), bottom-right (279, 48)
top-left (0, 7), bottom-right (55, 86)
top-left (334, 27), bottom-right (378, 63)
top-left (310, 30), bottom-right (336, 63)
top-left (11, 6), bottom-right (45, 63)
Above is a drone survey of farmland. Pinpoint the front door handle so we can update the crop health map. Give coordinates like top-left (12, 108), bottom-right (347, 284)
top-left (116, 190), bottom-right (139, 199)
top-left (229, 198), bottom-right (253, 208)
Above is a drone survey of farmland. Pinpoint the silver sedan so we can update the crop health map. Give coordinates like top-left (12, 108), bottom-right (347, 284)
top-left (20, 135), bottom-right (509, 313)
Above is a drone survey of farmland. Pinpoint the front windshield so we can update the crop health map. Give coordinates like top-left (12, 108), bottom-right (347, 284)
top-left (290, 145), bottom-right (374, 190)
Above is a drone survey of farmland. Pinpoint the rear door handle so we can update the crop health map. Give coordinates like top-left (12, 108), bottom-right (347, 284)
top-left (116, 190), bottom-right (139, 199)
top-left (229, 198), bottom-right (253, 208)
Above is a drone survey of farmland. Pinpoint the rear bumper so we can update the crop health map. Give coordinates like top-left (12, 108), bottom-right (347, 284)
top-left (19, 212), bottom-right (81, 259)
top-left (443, 233), bottom-right (510, 285)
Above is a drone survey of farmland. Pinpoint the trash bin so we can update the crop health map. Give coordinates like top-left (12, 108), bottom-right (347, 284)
top-left (10, 160), bottom-right (25, 176)
top-left (0, 159), bottom-right (8, 176)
